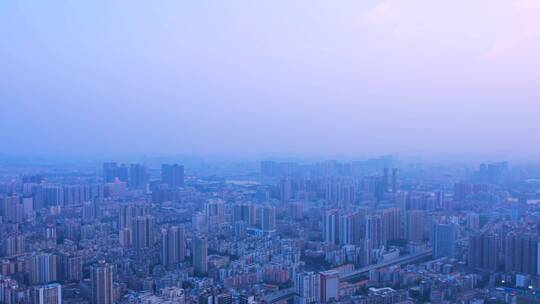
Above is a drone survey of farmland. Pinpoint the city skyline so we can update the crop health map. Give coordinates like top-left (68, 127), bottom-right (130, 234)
top-left (1, 2), bottom-right (540, 303)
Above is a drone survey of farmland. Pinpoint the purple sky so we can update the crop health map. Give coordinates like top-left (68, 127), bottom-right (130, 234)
top-left (1, 1), bottom-right (539, 160)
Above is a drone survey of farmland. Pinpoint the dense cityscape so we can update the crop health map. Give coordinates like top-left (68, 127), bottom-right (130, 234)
top-left (3, 1), bottom-right (540, 303)
top-left (0, 157), bottom-right (540, 304)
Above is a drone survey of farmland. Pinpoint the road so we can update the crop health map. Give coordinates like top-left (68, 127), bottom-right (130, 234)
top-left (340, 249), bottom-right (433, 281)
top-left (263, 249), bottom-right (433, 303)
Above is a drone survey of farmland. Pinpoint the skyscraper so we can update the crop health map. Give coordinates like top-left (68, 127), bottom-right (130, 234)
top-left (358, 239), bottom-right (373, 267)
top-left (468, 232), bottom-right (499, 271)
top-left (91, 261), bottom-right (114, 304)
top-left (119, 204), bottom-right (150, 231)
top-left (161, 226), bottom-right (186, 267)
top-left (320, 270), bottom-right (340, 302)
top-left (391, 168), bottom-right (398, 193)
top-left (161, 164), bottom-right (185, 189)
top-left (204, 199), bottom-right (226, 227)
top-left (60, 254), bottom-right (83, 282)
top-left (338, 212), bottom-right (364, 246)
top-left (432, 222), bottom-right (457, 259)
top-left (102, 162), bottom-right (118, 183)
top-left (192, 238), bottom-right (208, 276)
top-left (29, 253), bottom-right (57, 285)
top-left (295, 272), bottom-right (320, 304)
top-left (406, 210), bottom-right (424, 242)
top-left (504, 232), bottom-right (538, 275)
top-left (2, 234), bottom-right (25, 257)
top-left (381, 208), bottom-right (401, 241)
top-left (129, 163), bottom-right (147, 189)
top-left (365, 214), bottom-right (385, 249)
top-left (1, 195), bottom-right (23, 224)
top-left (383, 168), bottom-right (389, 192)
top-left (132, 215), bottom-right (155, 249)
top-left (0, 276), bottom-right (18, 304)
top-left (325, 178), bottom-right (357, 207)
top-left (279, 177), bottom-right (292, 204)
top-left (259, 205), bottom-right (276, 232)
top-left (323, 210), bottom-right (339, 245)
top-left (260, 161), bottom-right (276, 176)
top-left (289, 202), bottom-right (304, 221)
top-left (31, 283), bottom-right (61, 304)
top-left (102, 162), bottom-right (128, 183)
top-left (233, 203), bottom-right (256, 225)
top-left (453, 183), bottom-right (473, 200)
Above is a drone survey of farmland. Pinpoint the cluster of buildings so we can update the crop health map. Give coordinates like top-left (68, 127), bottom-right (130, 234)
top-left (0, 157), bottom-right (539, 303)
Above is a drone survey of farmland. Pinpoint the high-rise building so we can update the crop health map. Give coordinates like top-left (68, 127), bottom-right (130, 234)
top-left (233, 203), bottom-right (257, 225)
top-left (129, 164), bottom-right (147, 189)
top-left (341, 182), bottom-right (357, 207)
top-left (391, 168), bottom-right (398, 193)
top-left (29, 253), bottom-right (57, 285)
top-left (31, 283), bottom-right (62, 304)
top-left (365, 215), bottom-right (385, 249)
top-left (320, 270), bottom-right (339, 302)
top-left (239, 294), bottom-right (255, 304)
top-left (63, 185), bottom-right (83, 205)
top-left (279, 177), bottom-right (292, 204)
top-left (24, 183), bottom-right (44, 210)
top-left (406, 210), bottom-right (424, 242)
top-left (234, 221), bottom-right (248, 238)
top-left (289, 202), bottom-right (304, 221)
top-left (204, 200), bottom-right (226, 227)
top-left (117, 164), bottom-right (129, 182)
top-left (192, 238), bottom-right (208, 276)
top-left (466, 213), bottom-right (480, 230)
top-left (383, 168), bottom-right (389, 192)
top-left (504, 232), bottom-right (538, 275)
top-left (216, 293), bottom-right (233, 304)
top-left (1, 195), bottom-right (23, 223)
top-left (119, 204), bottom-right (150, 231)
top-left (432, 222), bottom-right (457, 259)
top-left (325, 178), bottom-right (357, 207)
top-left (453, 183), bottom-right (473, 200)
top-left (105, 179), bottom-right (128, 198)
top-left (118, 228), bottom-right (131, 247)
top-left (358, 239), bottom-right (373, 267)
top-left (161, 164), bottom-right (185, 189)
top-left (2, 234), bottom-right (25, 257)
top-left (132, 215), bottom-right (155, 249)
top-left (60, 254), bottom-right (83, 282)
top-left (381, 208), bottom-right (401, 241)
top-left (260, 161), bottom-right (276, 176)
top-left (0, 276), bottom-right (19, 304)
top-left (102, 162), bottom-right (128, 183)
top-left (259, 205), bottom-right (276, 232)
top-left (323, 210), bottom-right (339, 245)
top-left (82, 200), bottom-right (100, 220)
top-left (468, 232), bottom-right (499, 271)
top-left (91, 261), bottom-right (114, 304)
top-left (435, 191), bottom-right (444, 209)
top-left (188, 290), bottom-right (225, 304)
top-left (102, 162), bottom-right (118, 183)
top-left (339, 213), bottom-right (353, 245)
top-left (161, 226), bottom-right (186, 267)
top-left (295, 272), bottom-right (320, 304)
top-left (339, 212), bottom-right (364, 245)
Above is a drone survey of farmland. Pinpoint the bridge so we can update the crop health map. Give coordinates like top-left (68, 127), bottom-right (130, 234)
top-left (263, 249), bottom-right (433, 303)
top-left (340, 249), bottom-right (432, 281)
top-left (262, 287), bottom-right (296, 303)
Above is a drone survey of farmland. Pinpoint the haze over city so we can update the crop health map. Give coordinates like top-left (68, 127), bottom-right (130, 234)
top-left (2, 0), bottom-right (540, 160)
top-left (2, 2), bottom-right (540, 304)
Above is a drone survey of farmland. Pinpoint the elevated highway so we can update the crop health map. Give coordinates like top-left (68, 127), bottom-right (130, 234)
top-left (263, 249), bottom-right (433, 303)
